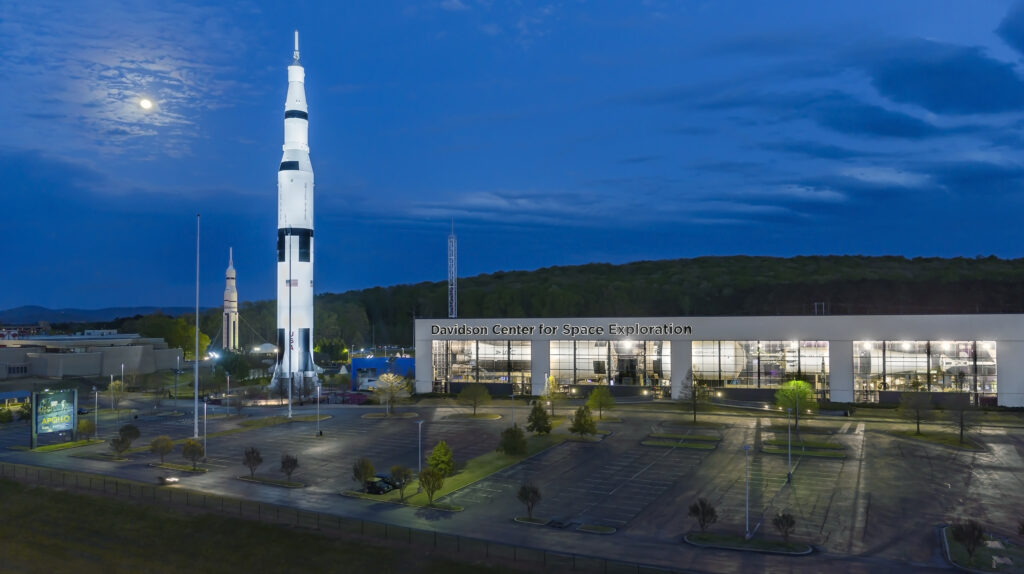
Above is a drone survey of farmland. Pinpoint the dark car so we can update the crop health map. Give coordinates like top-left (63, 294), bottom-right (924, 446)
top-left (364, 478), bottom-right (393, 495)
top-left (77, 408), bottom-right (89, 415)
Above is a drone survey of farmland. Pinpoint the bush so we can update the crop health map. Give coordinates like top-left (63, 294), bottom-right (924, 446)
top-left (526, 402), bottom-right (551, 435)
top-left (427, 441), bottom-right (455, 477)
top-left (0, 409), bottom-right (13, 424)
top-left (497, 424), bottom-right (527, 455)
top-left (569, 405), bottom-right (596, 437)
top-left (951, 519), bottom-right (985, 564)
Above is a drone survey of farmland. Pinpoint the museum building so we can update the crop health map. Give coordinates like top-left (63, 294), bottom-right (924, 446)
top-left (413, 315), bottom-right (1023, 407)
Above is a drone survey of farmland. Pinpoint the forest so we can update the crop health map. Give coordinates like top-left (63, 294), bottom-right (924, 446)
top-left (51, 255), bottom-right (1024, 355)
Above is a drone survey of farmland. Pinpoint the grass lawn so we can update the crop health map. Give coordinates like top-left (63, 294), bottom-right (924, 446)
top-left (444, 413), bottom-right (502, 420)
top-left (351, 433), bottom-right (566, 509)
top-left (761, 447), bottom-right (845, 459)
top-left (686, 531), bottom-right (811, 554)
top-left (890, 429), bottom-right (984, 450)
top-left (0, 479), bottom-right (523, 574)
top-left (151, 462), bottom-right (208, 473)
top-left (762, 438), bottom-right (844, 450)
top-left (766, 423), bottom-right (836, 435)
top-left (649, 433), bottom-right (720, 442)
top-left (32, 439), bottom-right (105, 452)
top-left (362, 412), bottom-right (420, 419)
top-left (577, 524), bottom-right (616, 534)
top-left (945, 527), bottom-right (1024, 571)
top-left (641, 440), bottom-right (717, 450)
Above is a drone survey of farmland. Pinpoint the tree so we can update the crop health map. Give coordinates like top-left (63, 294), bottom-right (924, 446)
top-left (498, 424), bottom-right (527, 455)
top-left (947, 405), bottom-right (979, 444)
top-left (585, 386), bottom-right (615, 420)
top-left (182, 438), bottom-right (204, 470)
top-left (686, 370), bottom-right (708, 424)
top-left (774, 380), bottom-right (817, 432)
top-left (108, 379), bottom-right (125, 422)
top-left (390, 465), bottom-right (413, 501)
top-left (373, 372), bottom-right (409, 415)
top-left (427, 441), bottom-right (455, 477)
top-left (526, 402), bottom-right (552, 435)
top-left (951, 519), bottom-right (985, 565)
top-left (109, 424), bottom-right (139, 456)
top-left (280, 454), bottom-right (299, 481)
top-left (353, 457), bottom-right (375, 493)
top-left (688, 498), bottom-right (718, 532)
top-left (569, 405), bottom-right (596, 438)
top-left (517, 482), bottom-right (542, 520)
top-left (77, 418), bottom-right (95, 440)
top-left (419, 466), bottom-right (444, 506)
top-left (456, 385), bottom-right (491, 416)
top-left (773, 513), bottom-right (797, 543)
top-left (150, 435), bottom-right (174, 463)
top-left (899, 392), bottom-right (932, 435)
top-left (544, 375), bottom-right (561, 417)
top-left (243, 447), bottom-right (263, 478)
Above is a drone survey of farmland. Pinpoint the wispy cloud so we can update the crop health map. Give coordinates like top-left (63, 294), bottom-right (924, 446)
top-left (0, 1), bottom-right (251, 158)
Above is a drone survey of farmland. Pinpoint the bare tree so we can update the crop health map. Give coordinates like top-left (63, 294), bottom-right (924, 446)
top-left (390, 465), bottom-right (414, 501)
top-left (900, 392), bottom-right (932, 435)
top-left (517, 482), bottom-right (542, 520)
top-left (456, 385), bottom-right (491, 416)
top-left (280, 454), bottom-right (299, 481)
top-left (243, 447), bottom-right (263, 478)
top-left (419, 466), bottom-right (444, 506)
top-left (688, 498), bottom-right (718, 532)
top-left (772, 513), bottom-right (796, 543)
top-left (373, 373), bottom-right (409, 415)
top-left (353, 457), bottom-right (375, 493)
top-left (951, 519), bottom-right (985, 565)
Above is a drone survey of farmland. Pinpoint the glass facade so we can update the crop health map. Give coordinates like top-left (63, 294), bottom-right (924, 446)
top-left (431, 340), bottom-right (532, 393)
top-left (692, 340), bottom-right (830, 390)
top-left (549, 340), bottom-right (671, 388)
top-left (853, 340), bottom-right (997, 401)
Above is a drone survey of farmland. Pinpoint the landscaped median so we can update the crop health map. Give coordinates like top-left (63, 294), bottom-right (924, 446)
top-left (684, 532), bottom-right (813, 555)
top-left (760, 437), bottom-right (847, 459)
top-left (150, 462), bottom-right (208, 474)
top-left (641, 432), bottom-right (721, 450)
top-left (890, 429), bottom-right (984, 451)
top-left (31, 439), bottom-right (104, 452)
top-left (942, 524), bottom-right (1024, 571)
top-left (443, 413), bottom-right (502, 420)
top-left (343, 433), bottom-right (567, 511)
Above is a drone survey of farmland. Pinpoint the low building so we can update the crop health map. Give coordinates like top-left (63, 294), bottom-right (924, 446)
top-left (0, 331), bottom-right (182, 381)
top-left (414, 315), bottom-right (1023, 407)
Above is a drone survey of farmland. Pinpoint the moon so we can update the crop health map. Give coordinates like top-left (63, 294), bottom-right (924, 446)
top-left (139, 98), bottom-right (153, 110)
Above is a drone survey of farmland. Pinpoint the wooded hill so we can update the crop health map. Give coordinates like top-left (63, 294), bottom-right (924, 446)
top-left (57, 255), bottom-right (1024, 349)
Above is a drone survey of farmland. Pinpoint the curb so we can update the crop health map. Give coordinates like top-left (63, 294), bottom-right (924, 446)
top-left (682, 534), bottom-right (813, 556)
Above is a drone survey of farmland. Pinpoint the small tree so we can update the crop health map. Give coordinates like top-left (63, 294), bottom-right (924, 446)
top-left (569, 405), bottom-right (596, 438)
top-left (774, 380), bottom-right (817, 432)
top-left (686, 370), bottom-right (707, 424)
top-left (390, 465), bottom-right (414, 501)
top-left (545, 375), bottom-right (560, 417)
top-left (243, 446), bottom-right (263, 478)
top-left (373, 373), bottom-right (409, 415)
top-left (427, 441), bottom-right (455, 477)
top-left (456, 385), bottom-right (491, 416)
top-left (109, 379), bottom-right (125, 422)
top-left (947, 405), bottom-right (979, 444)
top-left (353, 457), bottom-right (376, 492)
top-left (526, 402), bottom-right (552, 435)
top-left (899, 392), bottom-right (932, 435)
top-left (280, 454), bottom-right (299, 481)
top-left (517, 482), bottom-right (542, 520)
top-left (951, 519), bottom-right (985, 565)
top-left (182, 438), bottom-right (204, 470)
top-left (498, 424), bottom-right (527, 455)
top-left (150, 435), bottom-right (174, 463)
top-left (77, 418), bottom-right (95, 440)
top-left (109, 424), bottom-right (140, 456)
top-left (773, 513), bottom-right (797, 542)
top-left (585, 386), bottom-right (615, 420)
top-left (688, 498), bottom-right (718, 532)
top-left (419, 466), bottom-right (444, 505)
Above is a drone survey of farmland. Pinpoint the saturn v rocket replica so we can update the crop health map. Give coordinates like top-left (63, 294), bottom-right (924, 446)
top-left (274, 31), bottom-right (316, 390)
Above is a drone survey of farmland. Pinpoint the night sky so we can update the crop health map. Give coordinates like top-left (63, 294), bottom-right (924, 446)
top-left (4, 1), bottom-right (1024, 309)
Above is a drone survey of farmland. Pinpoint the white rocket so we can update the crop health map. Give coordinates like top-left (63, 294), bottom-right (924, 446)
top-left (222, 247), bottom-right (239, 351)
top-left (276, 31), bottom-right (315, 385)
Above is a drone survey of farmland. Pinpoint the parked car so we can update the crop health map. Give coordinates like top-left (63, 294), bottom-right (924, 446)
top-left (157, 476), bottom-right (179, 485)
top-left (364, 478), bottom-right (393, 495)
top-left (77, 408), bottom-right (89, 415)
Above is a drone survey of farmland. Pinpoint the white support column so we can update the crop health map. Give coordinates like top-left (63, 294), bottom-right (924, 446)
top-left (670, 340), bottom-right (691, 400)
top-left (414, 338), bottom-right (433, 393)
top-left (828, 340), bottom-right (854, 403)
top-left (997, 341), bottom-right (1024, 407)
top-left (530, 340), bottom-right (550, 396)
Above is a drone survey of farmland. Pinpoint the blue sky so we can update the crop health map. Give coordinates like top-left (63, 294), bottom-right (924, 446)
top-left (3, 1), bottom-right (1024, 309)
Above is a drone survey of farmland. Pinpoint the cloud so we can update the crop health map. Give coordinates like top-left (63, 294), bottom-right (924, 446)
top-left (0, 1), bottom-right (251, 157)
top-left (759, 141), bottom-right (874, 160)
top-left (618, 155), bottom-right (660, 164)
top-left (854, 38), bottom-right (1024, 114)
top-left (440, 0), bottom-right (470, 11)
top-left (839, 167), bottom-right (930, 188)
top-left (997, 2), bottom-right (1024, 56)
top-left (813, 95), bottom-right (941, 138)
top-left (929, 160), bottom-right (1024, 194)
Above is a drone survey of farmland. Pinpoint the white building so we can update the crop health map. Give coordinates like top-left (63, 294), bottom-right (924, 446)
top-left (414, 315), bottom-right (1023, 406)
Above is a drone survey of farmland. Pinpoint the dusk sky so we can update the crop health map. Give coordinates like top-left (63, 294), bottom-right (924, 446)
top-left (4, 1), bottom-right (1024, 309)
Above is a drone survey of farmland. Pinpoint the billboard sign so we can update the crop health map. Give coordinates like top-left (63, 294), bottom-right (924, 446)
top-left (34, 389), bottom-right (76, 435)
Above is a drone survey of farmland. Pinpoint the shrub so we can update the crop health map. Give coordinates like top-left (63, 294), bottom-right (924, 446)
top-left (526, 402), bottom-right (551, 435)
top-left (569, 405), bottom-right (596, 437)
top-left (688, 498), bottom-right (717, 532)
top-left (0, 409), bottom-right (12, 424)
top-left (951, 519), bottom-right (985, 564)
top-left (498, 424), bottom-right (527, 455)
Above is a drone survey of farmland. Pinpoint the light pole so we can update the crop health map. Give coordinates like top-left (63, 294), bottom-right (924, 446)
top-left (203, 400), bottom-right (208, 460)
top-left (316, 383), bottom-right (321, 436)
top-left (416, 419), bottom-right (424, 492)
top-left (226, 372), bottom-right (230, 410)
top-left (786, 407), bottom-right (793, 483)
top-left (743, 444), bottom-right (751, 539)
top-left (175, 353), bottom-right (180, 399)
top-left (511, 393), bottom-right (516, 426)
top-left (92, 386), bottom-right (98, 438)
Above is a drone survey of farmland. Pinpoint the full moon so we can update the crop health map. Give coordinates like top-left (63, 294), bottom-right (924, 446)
top-left (139, 98), bottom-right (153, 110)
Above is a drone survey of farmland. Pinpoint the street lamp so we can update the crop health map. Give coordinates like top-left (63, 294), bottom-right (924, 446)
top-left (316, 383), bottom-right (321, 437)
top-left (510, 392), bottom-right (516, 425)
top-left (92, 385), bottom-right (98, 438)
top-left (416, 419), bottom-right (424, 493)
top-left (743, 444), bottom-right (751, 539)
top-left (786, 407), bottom-right (792, 483)
top-left (203, 400), bottom-right (208, 461)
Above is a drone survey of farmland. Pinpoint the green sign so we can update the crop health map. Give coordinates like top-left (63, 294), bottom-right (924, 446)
top-left (35, 389), bottom-right (75, 435)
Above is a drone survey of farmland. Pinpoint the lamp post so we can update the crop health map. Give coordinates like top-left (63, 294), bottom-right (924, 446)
top-left (416, 419), bottom-right (424, 493)
top-left (511, 393), bottom-right (516, 426)
top-left (226, 372), bottom-right (230, 411)
top-left (92, 386), bottom-right (98, 438)
top-left (316, 383), bottom-right (321, 437)
top-left (175, 353), bottom-right (180, 400)
top-left (786, 407), bottom-right (792, 483)
top-left (203, 400), bottom-right (208, 461)
top-left (743, 444), bottom-right (751, 539)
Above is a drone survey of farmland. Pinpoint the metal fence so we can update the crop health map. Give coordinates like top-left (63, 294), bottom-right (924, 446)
top-left (0, 462), bottom-right (683, 574)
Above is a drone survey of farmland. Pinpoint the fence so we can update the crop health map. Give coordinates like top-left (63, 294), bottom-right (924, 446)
top-left (0, 462), bottom-right (683, 574)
